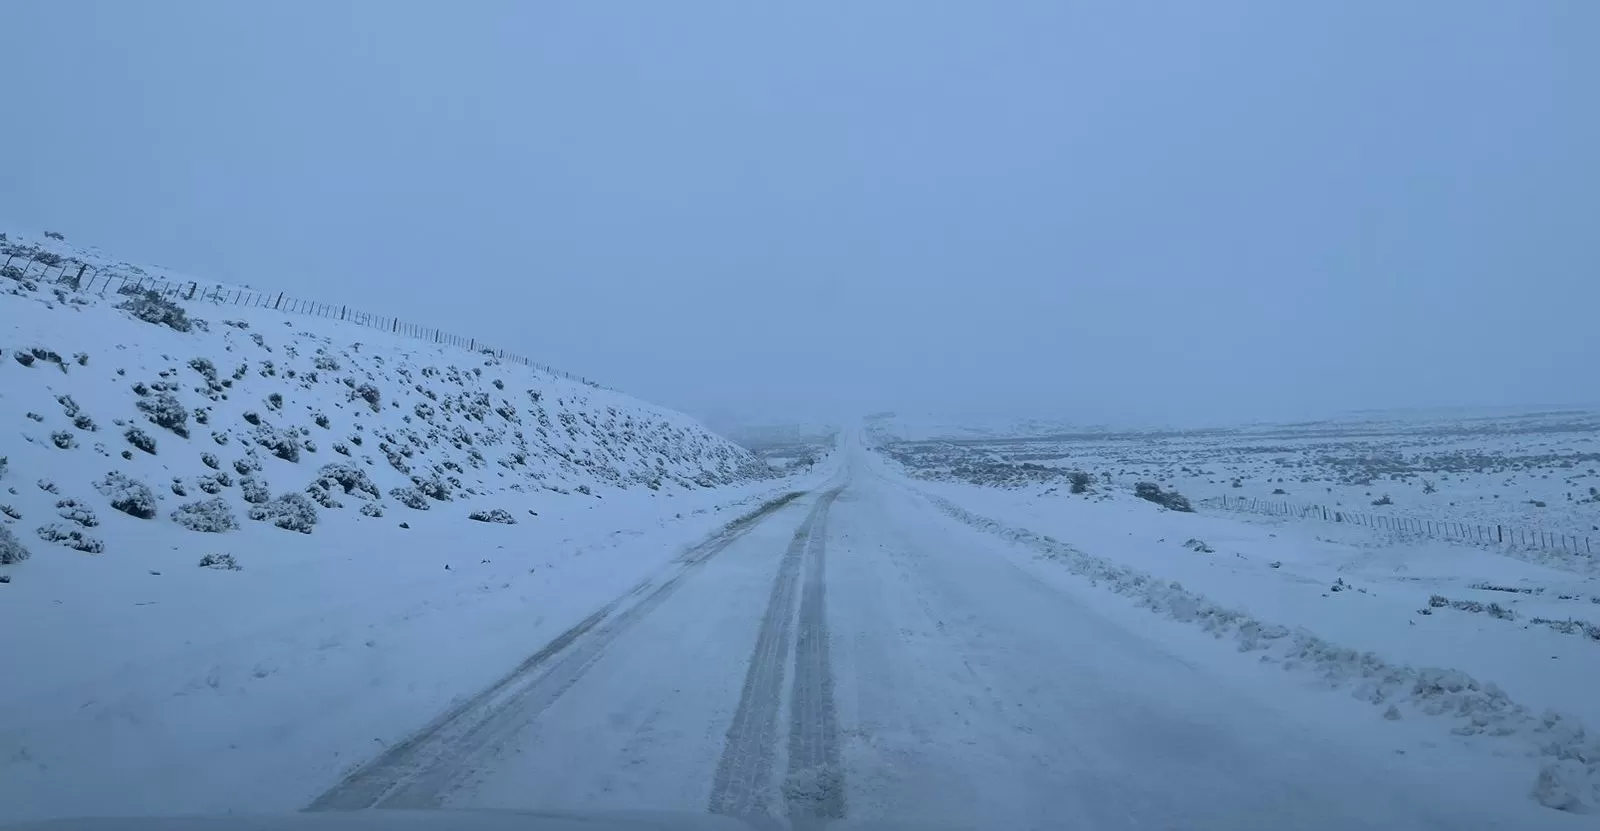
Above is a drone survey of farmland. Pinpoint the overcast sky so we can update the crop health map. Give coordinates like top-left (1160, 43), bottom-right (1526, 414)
top-left (5, 1), bottom-right (1596, 429)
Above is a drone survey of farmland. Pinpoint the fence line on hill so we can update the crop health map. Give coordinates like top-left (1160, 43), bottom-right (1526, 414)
top-left (1206, 493), bottom-right (1593, 556)
top-left (1, 250), bottom-right (603, 388)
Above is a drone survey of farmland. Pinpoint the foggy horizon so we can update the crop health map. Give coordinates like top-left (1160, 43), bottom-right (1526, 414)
top-left (6, 1), bottom-right (1597, 431)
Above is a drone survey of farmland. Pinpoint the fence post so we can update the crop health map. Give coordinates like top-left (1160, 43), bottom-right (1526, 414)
top-left (341, 305), bottom-right (347, 320)
top-left (273, 293), bottom-right (283, 310)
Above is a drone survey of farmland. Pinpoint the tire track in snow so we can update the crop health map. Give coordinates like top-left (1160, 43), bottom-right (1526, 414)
top-left (707, 487), bottom-right (842, 819)
top-left (307, 490), bottom-right (806, 811)
top-left (784, 488), bottom-right (845, 819)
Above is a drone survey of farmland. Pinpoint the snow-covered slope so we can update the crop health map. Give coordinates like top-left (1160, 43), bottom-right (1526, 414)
top-left (0, 227), bottom-right (769, 564)
top-left (0, 227), bottom-right (803, 821)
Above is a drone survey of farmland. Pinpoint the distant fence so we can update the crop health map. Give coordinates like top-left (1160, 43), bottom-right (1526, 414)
top-left (1, 249), bottom-right (603, 388)
top-left (1207, 493), bottom-right (1593, 557)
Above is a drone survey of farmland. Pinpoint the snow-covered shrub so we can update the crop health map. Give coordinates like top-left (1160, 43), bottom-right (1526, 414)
top-left (1069, 471), bottom-right (1093, 494)
top-left (1133, 482), bottom-right (1193, 512)
top-left (352, 382), bottom-right (381, 412)
top-left (468, 509), bottom-right (517, 525)
top-left (247, 491), bottom-right (319, 534)
top-left (305, 482), bottom-right (342, 509)
top-left (137, 392), bottom-right (189, 438)
top-left (266, 392), bottom-right (283, 411)
top-left (198, 552), bottom-right (241, 571)
top-left (0, 526), bottom-right (30, 564)
top-left (117, 289), bottom-right (196, 333)
top-left (196, 472), bottom-right (232, 494)
top-left (252, 426), bottom-right (300, 463)
top-left (389, 486), bottom-right (430, 510)
top-left (240, 476), bottom-right (271, 504)
top-left (36, 524), bottom-right (105, 553)
top-left (95, 472), bottom-right (157, 519)
top-left (411, 475), bottom-right (452, 502)
top-left (314, 462), bottom-right (380, 500)
top-left (170, 497), bottom-right (238, 533)
top-left (201, 452), bottom-right (220, 470)
top-left (50, 431), bottom-right (76, 449)
top-left (1, 504), bottom-right (21, 520)
top-left (55, 499), bottom-right (98, 527)
top-left (359, 502), bottom-right (384, 518)
top-left (124, 426), bottom-right (156, 454)
top-left (233, 456), bottom-right (261, 476)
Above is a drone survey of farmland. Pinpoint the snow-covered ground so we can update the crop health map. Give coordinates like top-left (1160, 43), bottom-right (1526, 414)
top-left (870, 417), bottom-right (1600, 814)
top-left (0, 226), bottom-right (806, 821)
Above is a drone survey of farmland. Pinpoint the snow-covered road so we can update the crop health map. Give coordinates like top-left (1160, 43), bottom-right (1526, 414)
top-left (309, 446), bottom-right (1561, 830)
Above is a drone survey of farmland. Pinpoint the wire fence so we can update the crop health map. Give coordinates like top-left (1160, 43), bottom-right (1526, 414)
top-left (1206, 493), bottom-right (1594, 557)
top-left (1, 249), bottom-right (603, 388)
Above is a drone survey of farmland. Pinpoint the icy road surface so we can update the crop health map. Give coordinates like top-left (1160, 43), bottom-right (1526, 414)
top-left (309, 451), bottom-right (1552, 830)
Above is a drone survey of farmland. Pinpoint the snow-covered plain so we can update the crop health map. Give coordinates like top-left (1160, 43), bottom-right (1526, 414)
top-left (870, 414), bottom-right (1600, 813)
top-left (0, 227), bottom-right (807, 821)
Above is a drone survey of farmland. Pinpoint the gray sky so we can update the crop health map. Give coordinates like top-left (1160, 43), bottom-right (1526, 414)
top-left (5, 1), bottom-right (1597, 429)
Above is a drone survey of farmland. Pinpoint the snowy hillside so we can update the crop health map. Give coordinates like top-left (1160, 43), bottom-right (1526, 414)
top-left (0, 227), bottom-right (808, 820)
top-left (0, 227), bottom-right (769, 564)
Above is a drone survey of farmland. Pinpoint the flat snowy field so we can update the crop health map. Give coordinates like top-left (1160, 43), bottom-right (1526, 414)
top-left (873, 414), bottom-right (1600, 817)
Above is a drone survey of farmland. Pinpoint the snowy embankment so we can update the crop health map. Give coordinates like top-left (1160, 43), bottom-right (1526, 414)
top-left (868, 449), bottom-right (1600, 813)
top-left (0, 227), bottom-right (805, 820)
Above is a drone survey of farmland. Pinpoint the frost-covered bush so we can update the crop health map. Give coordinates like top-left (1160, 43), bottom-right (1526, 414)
top-left (233, 456), bottom-right (261, 476)
top-left (125, 426), bottom-right (156, 454)
top-left (137, 392), bottom-right (189, 437)
top-left (0, 526), bottom-right (29, 564)
top-left (55, 499), bottom-right (99, 527)
top-left (359, 502), bottom-right (384, 518)
top-left (199, 552), bottom-right (241, 571)
top-left (117, 289), bottom-right (196, 333)
top-left (170, 497), bottom-right (238, 533)
top-left (247, 491), bottom-right (319, 534)
top-left (314, 462), bottom-right (380, 500)
top-left (1069, 471), bottom-right (1093, 494)
top-left (36, 524), bottom-right (105, 553)
top-left (389, 486), bottom-right (430, 510)
top-left (1133, 482), bottom-right (1193, 512)
top-left (468, 508), bottom-right (517, 525)
top-left (240, 476), bottom-right (271, 504)
top-left (201, 452), bottom-right (220, 470)
top-left (95, 472), bottom-right (157, 519)
top-left (50, 431), bottom-right (76, 449)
